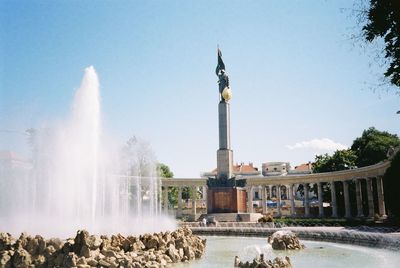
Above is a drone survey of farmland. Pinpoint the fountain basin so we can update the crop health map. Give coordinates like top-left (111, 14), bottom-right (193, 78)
top-left (175, 236), bottom-right (400, 268)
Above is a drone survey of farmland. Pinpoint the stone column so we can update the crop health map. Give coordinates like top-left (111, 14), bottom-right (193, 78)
top-left (177, 186), bottom-right (183, 217)
top-left (261, 186), bottom-right (267, 214)
top-left (163, 186), bottom-right (169, 212)
top-left (289, 184), bottom-right (295, 216)
top-left (217, 102), bottom-right (233, 179)
top-left (202, 185), bottom-right (208, 212)
top-left (355, 179), bottom-right (364, 217)
top-left (304, 183), bottom-right (310, 217)
top-left (317, 182), bottom-right (324, 218)
top-left (247, 186), bottom-right (254, 213)
top-left (343, 180), bottom-right (351, 218)
top-left (191, 186), bottom-right (197, 219)
top-left (376, 176), bottom-right (386, 217)
top-left (277, 185), bottom-right (282, 217)
top-left (366, 177), bottom-right (375, 218)
top-left (330, 181), bottom-right (338, 218)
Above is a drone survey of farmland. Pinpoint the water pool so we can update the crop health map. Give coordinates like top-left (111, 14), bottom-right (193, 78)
top-left (176, 236), bottom-right (400, 268)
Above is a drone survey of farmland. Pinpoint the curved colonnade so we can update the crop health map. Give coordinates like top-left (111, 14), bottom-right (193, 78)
top-left (161, 160), bottom-right (391, 219)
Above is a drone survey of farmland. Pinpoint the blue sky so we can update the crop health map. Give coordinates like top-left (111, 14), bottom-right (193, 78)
top-left (1, 0), bottom-right (399, 177)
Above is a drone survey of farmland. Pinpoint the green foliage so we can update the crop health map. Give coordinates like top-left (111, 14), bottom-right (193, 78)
top-left (351, 127), bottom-right (400, 167)
top-left (363, 0), bottom-right (400, 87)
top-left (157, 163), bottom-right (191, 206)
top-left (258, 213), bottom-right (274, 223)
top-left (157, 163), bottom-right (174, 178)
top-left (383, 150), bottom-right (400, 219)
top-left (313, 149), bottom-right (357, 173)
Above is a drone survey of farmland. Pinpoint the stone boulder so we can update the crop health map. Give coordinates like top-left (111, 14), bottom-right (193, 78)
top-left (0, 227), bottom-right (206, 268)
top-left (268, 231), bottom-right (305, 250)
top-left (234, 254), bottom-right (292, 268)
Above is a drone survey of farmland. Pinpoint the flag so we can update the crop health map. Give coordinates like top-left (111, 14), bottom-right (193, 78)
top-left (216, 48), bottom-right (226, 75)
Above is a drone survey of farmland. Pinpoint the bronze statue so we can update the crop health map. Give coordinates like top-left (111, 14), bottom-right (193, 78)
top-left (216, 48), bottom-right (231, 102)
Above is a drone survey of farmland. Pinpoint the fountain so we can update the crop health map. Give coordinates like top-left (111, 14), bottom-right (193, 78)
top-left (0, 66), bottom-right (176, 238)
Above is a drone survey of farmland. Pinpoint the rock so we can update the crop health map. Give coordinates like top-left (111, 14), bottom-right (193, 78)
top-left (0, 250), bottom-right (12, 268)
top-left (47, 238), bottom-right (63, 251)
top-left (234, 256), bottom-right (241, 267)
top-left (11, 248), bottom-right (32, 268)
top-left (167, 244), bottom-right (180, 263)
top-left (15, 233), bottom-right (29, 250)
top-left (101, 249), bottom-right (118, 258)
top-left (0, 233), bottom-right (15, 251)
top-left (63, 252), bottom-right (78, 267)
top-left (235, 255), bottom-right (292, 268)
top-left (0, 227), bottom-right (206, 268)
top-left (86, 257), bottom-right (98, 266)
top-left (268, 231), bottom-right (305, 250)
top-left (32, 254), bottom-right (46, 268)
top-left (88, 235), bottom-right (102, 250)
top-left (76, 256), bottom-right (87, 265)
top-left (98, 258), bottom-right (111, 267)
top-left (74, 230), bottom-right (91, 256)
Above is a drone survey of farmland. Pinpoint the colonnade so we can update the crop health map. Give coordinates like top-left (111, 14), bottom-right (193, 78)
top-left (160, 161), bottom-right (390, 219)
top-left (160, 178), bottom-right (207, 219)
top-left (246, 176), bottom-right (387, 218)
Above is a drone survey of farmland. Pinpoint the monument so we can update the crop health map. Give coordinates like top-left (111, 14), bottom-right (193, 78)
top-left (207, 49), bottom-right (247, 214)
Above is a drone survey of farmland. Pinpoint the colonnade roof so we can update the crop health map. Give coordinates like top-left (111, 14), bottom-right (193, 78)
top-left (161, 160), bottom-right (391, 187)
top-left (246, 160), bottom-right (390, 186)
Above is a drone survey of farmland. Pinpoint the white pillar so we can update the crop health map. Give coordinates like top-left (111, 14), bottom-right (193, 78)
top-left (304, 183), bottom-right (310, 217)
top-left (355, 179), bottom-right (364, 217)
top-left (177, 186), bottom-right (183, 217)
top-left (277, 185), bottom-right (282, 217)
top-left (330, 181), bottom-right (338, 218)
top-left (247, 186), bottom-right (254, 213)
top-left (317, 182), bottom-right (324, 218)
top-left (203, 185), bottom-right (208, 212)
top-left (289, 184), bottom-right (295, 216)
top-left (343, 180), bottom-right (351, 218)
top-left (366, 177), bottom-right (375, 218)
top-left (191, 186), bottom-right (197, 219)
top-left (376, 176), bottom-right (386, 217)
top-left (163, 186), bottom-right (169, 212)
top-left (261, 186), bottom-right (267, 214)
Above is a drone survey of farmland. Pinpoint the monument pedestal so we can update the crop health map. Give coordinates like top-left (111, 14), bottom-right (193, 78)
top-left (207, 187), bottom-right (247, 213)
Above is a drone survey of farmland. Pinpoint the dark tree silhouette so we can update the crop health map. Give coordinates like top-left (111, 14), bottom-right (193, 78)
top-left (363, 0), bottom-right (400, 88)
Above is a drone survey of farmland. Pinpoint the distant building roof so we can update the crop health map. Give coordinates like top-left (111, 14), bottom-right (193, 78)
top-left (0, 151), bottom-right (25, 161)
top-left (0, 151), bottom-right (32, 170)
top-left (294, 162), bottom-right (313, 171)
top-left (205, 162), bottom-right (260, 177)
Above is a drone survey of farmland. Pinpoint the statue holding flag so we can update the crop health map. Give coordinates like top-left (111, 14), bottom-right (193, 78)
top-left (216, 48), bottom-right (232, 102)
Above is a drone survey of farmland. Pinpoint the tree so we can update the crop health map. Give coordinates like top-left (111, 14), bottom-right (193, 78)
top-left (313, 149), bottom-right (358, 173)
top-left (363, 0), bottom-right (400, 87)
top-left (351, 127), bottom-right (400, 167)
top-left (157, 163), bottom-right (174, 178)
top-left (383, 150), bottom-right (400, 219)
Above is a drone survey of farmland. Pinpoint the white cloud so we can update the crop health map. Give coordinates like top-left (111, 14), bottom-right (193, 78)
top-left (286, 138), bottom-right (348, 151)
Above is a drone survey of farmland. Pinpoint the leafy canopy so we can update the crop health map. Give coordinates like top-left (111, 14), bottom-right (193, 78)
top-left (351, 127), bottom-right (400, 167)
top-left (157, 163), bottom-right (174, 178)
top-left (363, 0), bottom-right (400, 87)
top-left (313, 149), bottom-right (357, 173)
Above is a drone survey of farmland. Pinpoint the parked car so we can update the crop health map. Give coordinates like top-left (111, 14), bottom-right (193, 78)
top-left (267, 200), bottom-right (286, 208)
